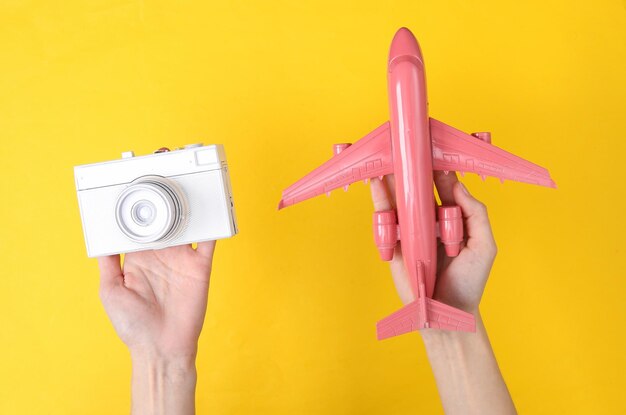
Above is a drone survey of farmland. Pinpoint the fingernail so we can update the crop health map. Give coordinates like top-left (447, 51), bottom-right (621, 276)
top-left (459, 182), bottom-right (469, 195)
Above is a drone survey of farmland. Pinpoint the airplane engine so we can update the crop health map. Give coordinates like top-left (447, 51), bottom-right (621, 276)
top-left (438, 206), bottom-right (463, 257)
top-left (373, 210), bottom-right (399, 261)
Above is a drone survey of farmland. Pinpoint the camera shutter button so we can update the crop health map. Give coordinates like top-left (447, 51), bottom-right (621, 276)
top-left (184, 143), bottom-right (203, 149)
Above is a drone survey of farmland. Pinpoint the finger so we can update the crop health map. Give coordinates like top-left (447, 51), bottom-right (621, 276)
top-left (196, 240), bottom-right (217, 260)
top-left (383, 174), bottom-right (397, 205)
top-left (453, 182), bottom-right (496, 253)
top-left (434, 171), bottom-right (458, 206)
top-left (370, 176), bottom-right (393, 211)
top-left (97, 255), bottom-right (123, 290)
top-left (388, 247), bottom-right (415, 304)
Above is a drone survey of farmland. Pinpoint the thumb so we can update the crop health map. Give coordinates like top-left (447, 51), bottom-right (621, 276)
top-left (370, 176), bottom-right (394, 211)
top-left (97, 255), bottom-right (123, 294)
top-left (196, 241), bottom-right (217, 260)
top-left (453, 182), bottom-right (497, 256)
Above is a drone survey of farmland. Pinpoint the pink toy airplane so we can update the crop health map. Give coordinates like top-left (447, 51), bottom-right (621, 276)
top-left (278, 27), bottom-right (556, 341)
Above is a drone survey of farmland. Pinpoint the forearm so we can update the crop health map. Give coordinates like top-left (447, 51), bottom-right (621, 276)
top-left (130, 350), bottom-right (198, 415)
top-left (421, 313), bottom-right (516, 415)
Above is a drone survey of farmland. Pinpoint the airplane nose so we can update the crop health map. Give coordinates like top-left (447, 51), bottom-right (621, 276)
top-left (388, 27), bottom-right (423, 66)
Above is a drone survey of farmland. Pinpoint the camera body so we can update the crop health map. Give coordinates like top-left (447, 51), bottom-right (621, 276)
top-left (75, 144), bottom-right (237, 257)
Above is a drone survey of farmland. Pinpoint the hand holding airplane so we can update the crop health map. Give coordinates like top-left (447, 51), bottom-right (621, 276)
top-left (279, 27), bottom-right (555, 340)
top-left (370, 172), bottom-right (496, 315)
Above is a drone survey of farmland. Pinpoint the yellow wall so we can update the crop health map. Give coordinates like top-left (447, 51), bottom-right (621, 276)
top-left (1, 1), bottom-right (624, 413)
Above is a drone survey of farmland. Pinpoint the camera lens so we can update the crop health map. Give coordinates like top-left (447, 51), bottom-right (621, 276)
top-left (131, 201), bottom-right (156, 226)
top-left (115, 176), bottom-right (187, 244)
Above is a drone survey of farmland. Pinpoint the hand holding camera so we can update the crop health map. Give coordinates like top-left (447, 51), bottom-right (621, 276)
top-left (77, 144), bottom-right (236, 413)
top-left (75, 144), bottom-right (237, 349)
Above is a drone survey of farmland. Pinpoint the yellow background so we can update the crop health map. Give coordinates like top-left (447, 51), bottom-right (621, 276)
top-left (1, 1), bottom-right (624, 413)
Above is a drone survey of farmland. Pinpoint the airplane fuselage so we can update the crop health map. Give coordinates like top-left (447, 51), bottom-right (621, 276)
top-left (387, 29), bottom-right (437, 299)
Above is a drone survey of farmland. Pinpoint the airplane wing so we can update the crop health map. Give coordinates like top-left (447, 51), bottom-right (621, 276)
top-left (376, 299), bottom-right (422, 340)
top-left (430, 118), bottom-right (556, 188)
top-left (279, 122), bottom-right (394, 209)
top-left (376, 297), bottom-right (475, 340)
top-left (425, 298), bottom-right (476, 332)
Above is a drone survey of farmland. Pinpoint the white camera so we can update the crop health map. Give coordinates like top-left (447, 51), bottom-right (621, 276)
top-left (75, 144), bottom-right (238, 257)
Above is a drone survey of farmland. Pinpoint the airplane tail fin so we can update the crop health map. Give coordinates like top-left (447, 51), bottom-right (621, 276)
top-left (376, 297), bottom-right (476, 340)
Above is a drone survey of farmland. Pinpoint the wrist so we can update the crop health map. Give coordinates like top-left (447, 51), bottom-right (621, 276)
top-left (130, 349), bottom-right (197, 377)
top-left (130, 345), bottom-right (198, 366)
top-left (418, 310), bottom-right (517, 414)
top-left (130, 349), bottom-right (197, 415)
